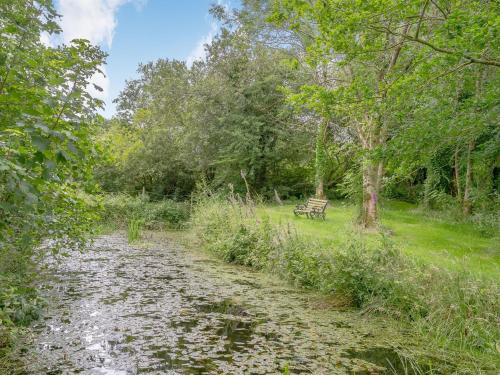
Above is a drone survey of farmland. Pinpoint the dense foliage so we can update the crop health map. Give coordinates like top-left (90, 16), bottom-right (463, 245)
top-left (0, 0), bottom-right (104, 365)
top-left (269, 0), bottom-right (499, 226)
top-left (98, 0), bottom-right (499, 230)
top-left (97, 32), bottom-right (315, 200)
top-left (100, 194), bottom-right (189, 230)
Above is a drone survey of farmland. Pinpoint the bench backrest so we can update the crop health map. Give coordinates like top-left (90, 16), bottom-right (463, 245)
top-left (306, 198), bottom-right (328, 211)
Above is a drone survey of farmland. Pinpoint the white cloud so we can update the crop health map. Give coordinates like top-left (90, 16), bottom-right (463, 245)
top-left (88, 67), bottom-right (110, 102)
top-left (186, 0), bottom-right (232, 67)
top-left (40, 31), bottom-right (52, 47)
top-left (57, 0), bottom-right (146, 108)
top-left (59, 0), bottom-right (124, 47)
top-left (186, 21), bottom-right (217, 67)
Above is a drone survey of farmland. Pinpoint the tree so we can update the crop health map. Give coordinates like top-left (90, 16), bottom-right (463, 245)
top-left (269, 0), bottom-right (499, 226)
top-left (106, 15), bottom-right (314, 199)
top-left (387, 61), bottom-right (499, 216)
top-left (0, 0), bottom-right (106, 261)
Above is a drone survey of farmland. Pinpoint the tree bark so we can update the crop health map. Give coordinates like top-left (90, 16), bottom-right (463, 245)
top-left (315, 120), bottom-right (328, 199)
top-left (357, 114), bottom-right (383, 228)
top-left (315, 178), bottom-right (325, 200)
top-left (361, 160), bottom-right (379, 228)
top-left (463, 141), bottom-right (474, 216)
top-left (453, 148), bottom-right (461, 200)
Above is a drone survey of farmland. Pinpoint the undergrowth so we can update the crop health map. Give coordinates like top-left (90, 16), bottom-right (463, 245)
top-left (100, 193), bottom-right (190, 230)
top-left (190, 194), bottom-right (500, 371)
top-left (0, 251), bottom-right (44, 374)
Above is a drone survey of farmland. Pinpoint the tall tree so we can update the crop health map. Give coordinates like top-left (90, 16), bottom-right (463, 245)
top-left (269, 0), bottom-right (499, 226)
top-left (107, 17), bottom-right (313, 199)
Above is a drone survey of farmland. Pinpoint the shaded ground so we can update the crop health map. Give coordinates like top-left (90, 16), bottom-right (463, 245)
top-left (22, 233), bottom-right (446, 374)
top-left (257, 201), bottom-right (499, 279)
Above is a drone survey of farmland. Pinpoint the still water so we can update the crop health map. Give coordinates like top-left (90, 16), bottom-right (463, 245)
top-left (22, 233), bottom-right (439, 374)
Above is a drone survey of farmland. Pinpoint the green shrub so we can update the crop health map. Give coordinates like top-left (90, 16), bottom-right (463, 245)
top-left (190, 195), bottom-right (500, 362)
top-left (0, 272), bottom-right (44, 374)
top-left (191, 196), bottom-right (274, 269)
top-left (100, 194), bottom-right (190, 230)
top-left (0, 285), bottom-right (42, 327)
top-left (274, 237), bottom-right (325, 290)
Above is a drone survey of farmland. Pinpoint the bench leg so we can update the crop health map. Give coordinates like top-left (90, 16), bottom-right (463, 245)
top-left (294, 210), bottom-right (307, 217)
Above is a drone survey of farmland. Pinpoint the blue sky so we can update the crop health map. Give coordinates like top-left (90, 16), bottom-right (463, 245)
top-left (53, 0), bottom-right (237, 117)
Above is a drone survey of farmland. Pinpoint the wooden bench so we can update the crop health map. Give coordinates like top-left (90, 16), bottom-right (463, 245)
top-left (293, 198), bottom-right (328, 220)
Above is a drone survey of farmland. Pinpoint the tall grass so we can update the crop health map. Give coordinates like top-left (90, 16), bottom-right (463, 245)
top-left (191, 194), bottom-right (499, 369)
top-left (127, 217), bottom-right (143, 243)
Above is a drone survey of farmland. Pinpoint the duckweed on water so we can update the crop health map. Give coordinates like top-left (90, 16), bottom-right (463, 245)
top-left (18, 233), bottom-right (459, 374)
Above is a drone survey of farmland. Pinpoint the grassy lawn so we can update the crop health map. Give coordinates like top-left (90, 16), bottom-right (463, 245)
top-left (256, 200), bottom-right (500, 280)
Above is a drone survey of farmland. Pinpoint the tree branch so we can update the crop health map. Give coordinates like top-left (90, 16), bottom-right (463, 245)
top-left (415, 0), bottom-right (429, 39)
top-left (372, 25), bottom-right (500, 67)
top-left (430, 0), bottom-right (448, 19)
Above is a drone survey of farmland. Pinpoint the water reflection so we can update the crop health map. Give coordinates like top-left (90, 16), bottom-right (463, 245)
top-left (23, 234), bottom-right (443, 374)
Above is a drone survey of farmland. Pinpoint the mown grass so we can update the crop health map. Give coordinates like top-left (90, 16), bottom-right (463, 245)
top-left (257, 200), bottom-right (499, 280)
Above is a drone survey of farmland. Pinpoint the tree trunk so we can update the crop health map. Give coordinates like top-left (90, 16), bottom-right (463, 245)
top-left (274, 189), bottom-right (283, 205)
top-left (463, 141), bottom-right (474, 216)
top-left (453, 148), bottom-right (461, 200)
top-left (315, 178), bottom-right (325, 200)
top-left (423, 167), bottom-right (432, 209)
top-left (315, 120), bottom-right (328, 199)
top-left (361, 160), bottom-right (379, 228)
top-left (357, 113), bottom-right (385, 228)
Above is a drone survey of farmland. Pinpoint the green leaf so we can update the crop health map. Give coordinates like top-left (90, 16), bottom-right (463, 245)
top-left (32, 136), bottom-right (49, 152)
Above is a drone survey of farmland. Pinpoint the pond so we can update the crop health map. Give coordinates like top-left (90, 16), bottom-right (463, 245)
top-left (21, 233), bottom-right (444, 374)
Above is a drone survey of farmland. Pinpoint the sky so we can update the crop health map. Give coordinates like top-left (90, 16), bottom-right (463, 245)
top-left (51, 0), bottom-right (236, 118)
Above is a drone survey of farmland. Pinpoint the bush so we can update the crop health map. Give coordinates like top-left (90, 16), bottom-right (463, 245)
top-left (0, 246), bottom-right (45, 349)
top-left (190, 195), bottom-right (500, 362)
top-left (100, 194), bottom-right (190, 229)
top-left (191, 196), bottom-right (274, 269)
top-left (0, 272), bottom-right (44, 374)
top-left (0, 282), bottom-right (42, 327)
